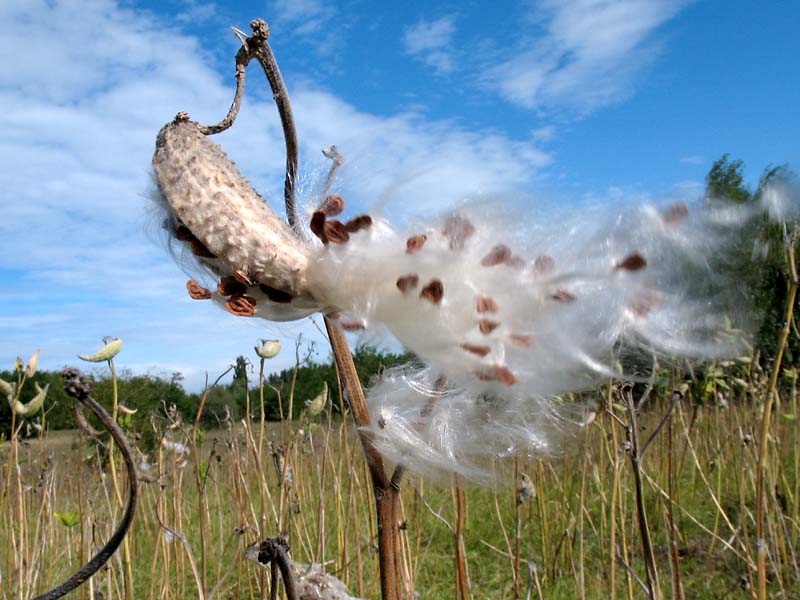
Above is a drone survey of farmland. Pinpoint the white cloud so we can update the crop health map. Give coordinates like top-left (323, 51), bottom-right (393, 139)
top-left (680, 155), bottom-right (705, 165)
top-left (485, 0), bottom-right (690, 115)
top-left (402, 16), bottom-right (457, 75)
top-left (0, 0), bottom-right (549, 391)
top-left (267, 0), bottom-right (336, 36)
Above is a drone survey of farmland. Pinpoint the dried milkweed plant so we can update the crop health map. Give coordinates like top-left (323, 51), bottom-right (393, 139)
top-left (152, 29), bottom-right (795, 483)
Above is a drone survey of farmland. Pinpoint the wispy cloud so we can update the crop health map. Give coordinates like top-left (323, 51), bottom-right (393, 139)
top-left (402, 16), bottom-right (457, 75)
top-left (680, 155), bottom-right (705, 165)
top-left (485, 0), bottom-right (690, 116)
top-left (0, 0), bottom-right (549, 391)
top-left (267, 0), bottom-right (337, 36)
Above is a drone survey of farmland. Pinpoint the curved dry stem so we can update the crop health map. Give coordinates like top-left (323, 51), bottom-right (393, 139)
top-left (33, 368), bottom-right (139, 600)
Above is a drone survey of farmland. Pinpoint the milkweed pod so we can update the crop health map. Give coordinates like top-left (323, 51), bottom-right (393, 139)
top-left (78, 338), bottom-right (123, 362)
top-left (304, 381), bottom-right (328, 417)
top-left (0, 379), bottom-right (14, 398)
top-left (118, 404), bottom-right (138, 415)
top-left (11, 382), bottom-right (48, 417)
top-left (25, 349), bottom-right (40, 378)
top-left (255, 339), bottom-right (281, 359)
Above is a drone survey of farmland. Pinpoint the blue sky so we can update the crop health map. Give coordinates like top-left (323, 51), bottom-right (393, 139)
top-left (1, 0), bottom-right (798, 391)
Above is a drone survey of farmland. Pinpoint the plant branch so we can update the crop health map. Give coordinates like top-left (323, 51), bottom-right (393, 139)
top-left (33, 368), bottom-right (139, 600)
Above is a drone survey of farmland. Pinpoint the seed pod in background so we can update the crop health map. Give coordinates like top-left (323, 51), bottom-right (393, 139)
top-left (78, 338), bottom-right (123, 362)
top-left (255, 339), bottom-right (282, 359)
top-left (25, 348), bottom-right (40, 378)
top-left (10, 382), bottom-right (48, 417)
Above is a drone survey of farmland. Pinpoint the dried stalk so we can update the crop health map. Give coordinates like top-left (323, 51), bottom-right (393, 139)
top-left (33, 368), bottom-right (139, 600)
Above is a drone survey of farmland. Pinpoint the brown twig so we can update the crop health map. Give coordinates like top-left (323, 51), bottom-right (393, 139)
top-left (33, 368), bottom-right (139, 600)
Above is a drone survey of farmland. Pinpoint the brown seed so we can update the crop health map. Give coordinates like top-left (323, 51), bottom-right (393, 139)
top-left (218, 275), bottom-right (247, 296)
top-left (259, 284), bottom-right (293, 304)
top-left (629, 288), bottom-right (662, 317)
top-left (234, 270), bottom-right (254, 286)
top-left (509, 333), bottom-right (534, 347)
top-left (506, 256), bottom-right (526, 268)
top-left (324, 220), bottom-right (350, 244)
top-left (420, 279), bottom-right (444, 304)
top-left (615, 253), bottom-right (647, 272)
top-left (534, 255), bottom-right (555, 274)
top-left (477, 296), bottom-right (499, 313)
top-left (225, 295), bottom-right (257, 317)
top-left (310, 211), bottom-right (328, 243)
top-left (186, 279), bottom-right (212, 300)
top-left (662, 202), bottom-right (688, 224)
top-left (479, 320), bottom-right (500, 334)
top-left (461, 343), bottom-right (491, 357)
top-left (481, 244), bottom-right (512, 267)
top-left (344, 215), bottom-right (373, 233)
top-left (476, 366), bottom-right (517, 385)
top-left (442, 214), bottom-right (475, 250)
top-left (551, 289), bottom-right (576, 302)
top-left (406, 234), bottom-right (427, 254)
top-left (341, 321), bottom-right (366, 331)
top-left (396, 274), bottom-right (419, 293)
top-left (319, 194), bottom-right (345, 217)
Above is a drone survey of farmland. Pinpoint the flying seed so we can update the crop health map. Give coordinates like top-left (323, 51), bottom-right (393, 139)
top-left (324, 220), bottom-right (350, 244)
top-left (534, 255), bottom-right (555, 274)
top-left (479, 320), bottom-right (500, 334)
top-left (226, 295), bottom-right (257, 317)
top-left (629, 288), bottom-right (662, 317)
top-left (420, 279), bottom-right (444, 304)
top-left (663, 202), bottom-right (689, 224)
top-left (344, 215), bottom-right (373, 233)
top-left (615, 253), bottom-right (647, 272)
top-left (461, 343), bottom-right (491, 357)
top-left (396, 274), bottom-right (419, 293)
top-left (406, 234), bottom-right (427, 254)
top-left (477, 296), bottom-right (498, 313)
top-left (319, 194), bottom-right (345, 217)
top-left (551, 289), bottom-right (576, 302)
top-left (218, 275), bottom-right (247, 296)
top-left (310, 211), bottom-right (327, 243)
top-left (259, 284), bottom-right (293, 304)
top-left (476, 366), bottom-right (517, 385)
top-left (509, 333), bottom-right (534, 347)
top-left (186, 279), bottom-right (212, 300)
top-left (442, 215), bottom-right (475, 250)
top-left (341, 321), bottom-right (366, 331)
top-left (481, 244), bottom-right (512, 267)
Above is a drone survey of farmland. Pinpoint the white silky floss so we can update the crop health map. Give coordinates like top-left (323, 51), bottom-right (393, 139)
top-left (306, 187), bottom-right (794, 480)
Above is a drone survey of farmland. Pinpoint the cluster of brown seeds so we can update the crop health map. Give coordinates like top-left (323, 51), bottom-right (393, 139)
top-left (310, 194), bottom-right (373, 245)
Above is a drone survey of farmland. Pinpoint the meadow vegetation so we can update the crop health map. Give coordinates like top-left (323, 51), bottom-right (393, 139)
top-left (1, 156), bottom-right (798, 599)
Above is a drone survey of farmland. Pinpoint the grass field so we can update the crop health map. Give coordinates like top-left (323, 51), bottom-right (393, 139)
top-left (1, 360), bottom-right (799, 600)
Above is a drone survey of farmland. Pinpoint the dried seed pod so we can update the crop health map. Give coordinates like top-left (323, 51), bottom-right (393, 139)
top-left (186, 279), bottom-right (212, 300)
top-left (420, 279), bottom-right (444, 304)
